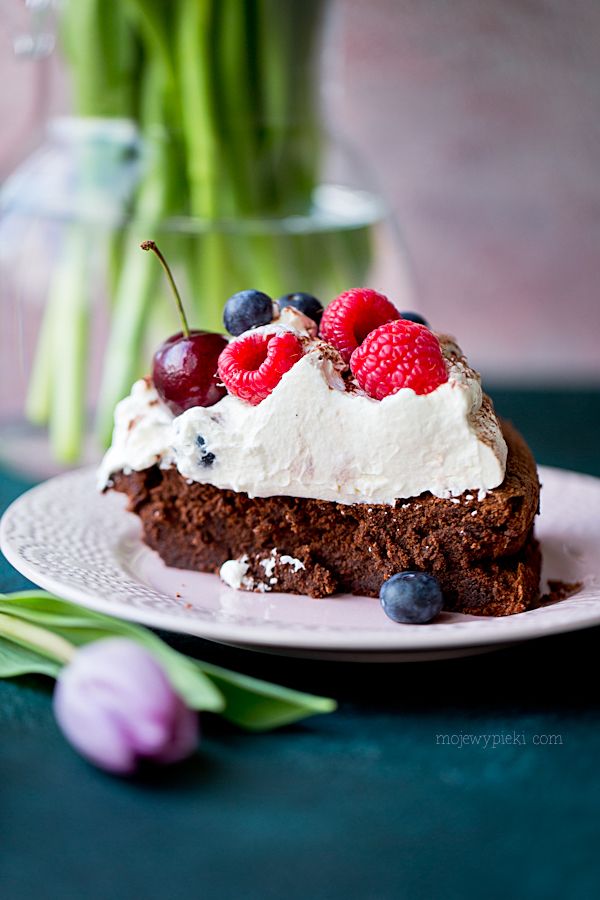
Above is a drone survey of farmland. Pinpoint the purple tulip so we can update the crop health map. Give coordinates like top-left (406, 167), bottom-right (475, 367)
top-left (53, 638), bottom-right (199, 775)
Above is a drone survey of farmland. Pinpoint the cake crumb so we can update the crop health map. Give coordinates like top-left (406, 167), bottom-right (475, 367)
top-left (540, 580), bottom-right (583, 605)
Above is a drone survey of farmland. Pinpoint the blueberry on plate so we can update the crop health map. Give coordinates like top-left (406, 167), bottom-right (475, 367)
top-left (399, 311), bottom-right (430, 328)
top-left (223, 289), bottom-right (273, 336)
top-left (379, 572), bottom-right (444, 624)
top-left (276, 292), bottom-right (324, 325)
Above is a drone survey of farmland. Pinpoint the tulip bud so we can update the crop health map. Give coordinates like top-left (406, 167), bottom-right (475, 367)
top-left (53, 638), bottom-right (199, 775)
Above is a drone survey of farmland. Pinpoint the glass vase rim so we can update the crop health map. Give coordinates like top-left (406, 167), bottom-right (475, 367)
top-left (46, 115), bottom-right (139, 145)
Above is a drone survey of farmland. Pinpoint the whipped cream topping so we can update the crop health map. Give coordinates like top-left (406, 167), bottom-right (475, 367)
top-left (99, 309), bottom-right (507, 504)
top-left (99, 378), bottom-right (174, 483)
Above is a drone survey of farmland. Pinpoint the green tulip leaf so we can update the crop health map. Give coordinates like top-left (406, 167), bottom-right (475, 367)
top-left (0, 592), bottom-right (336, 730)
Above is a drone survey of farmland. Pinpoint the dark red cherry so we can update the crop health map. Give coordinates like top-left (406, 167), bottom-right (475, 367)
top-left (140, 240), bottom-right (229, 415)
top-left (152, 330), bottom-right (228, 415)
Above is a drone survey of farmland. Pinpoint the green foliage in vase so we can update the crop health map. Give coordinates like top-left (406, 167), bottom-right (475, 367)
top-left (26, 0), bottom-right (374, 459)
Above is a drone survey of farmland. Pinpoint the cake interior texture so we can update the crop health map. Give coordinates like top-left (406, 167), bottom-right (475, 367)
top-left (111, 419), bottom-right (541, 616)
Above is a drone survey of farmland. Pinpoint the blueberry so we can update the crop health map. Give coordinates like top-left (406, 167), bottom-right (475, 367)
top-left (223, 289), bottom-right (273, 336)
top-left (399, 311), bottom-right (430, 328)
top-left (276, 292), bottom-right (324, 325)
top-left (379, 572), bottom-right (444, 624)
top-left (196, 434), bottom-right (215, 466)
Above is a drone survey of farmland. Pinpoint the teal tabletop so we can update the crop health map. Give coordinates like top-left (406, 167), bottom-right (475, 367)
top-left (1, 388), bottom-right (600, 900)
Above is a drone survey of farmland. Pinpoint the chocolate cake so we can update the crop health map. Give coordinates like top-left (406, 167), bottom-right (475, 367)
top-left (99, 278), bottom-right (542, 619)
top-left (110, 418), bottom-right (541, 615)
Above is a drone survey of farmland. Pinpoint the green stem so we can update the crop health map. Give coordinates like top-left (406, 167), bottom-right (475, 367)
top-left (122, 0), bottom-right (175, 85)
top-left (25, 287), bottom-right (56, 426)
top-left (49, 227), bottom-right (91, 463)
top-left (0, 613), bottom-right (75, 665)
top-left (95, 52), bottom-right (176, 446)
top-left (214, 0), bottom-right (259, 215)
top-left (95, 232), bottom-right (161, 444)
top-left (61, 0), bottom-right (140, 118)
top-left (26, 0), bottom-right (140, 456)
top-left (176, 0), bottom-right (220, 219)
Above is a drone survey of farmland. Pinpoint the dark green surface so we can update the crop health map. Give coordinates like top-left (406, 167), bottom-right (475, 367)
top-left (1, 389), bottom-right (600, 900)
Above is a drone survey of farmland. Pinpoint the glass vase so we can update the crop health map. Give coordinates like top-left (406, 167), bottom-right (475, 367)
top-left (0, 1), bottom-right (413, 478)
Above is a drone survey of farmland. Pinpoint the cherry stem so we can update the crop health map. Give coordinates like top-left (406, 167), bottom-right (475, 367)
top-left (140, 240), bottom-right (190, 338)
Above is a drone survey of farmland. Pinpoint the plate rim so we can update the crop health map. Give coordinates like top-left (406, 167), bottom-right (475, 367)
top-left (1, 464), bottom-right (600, 653)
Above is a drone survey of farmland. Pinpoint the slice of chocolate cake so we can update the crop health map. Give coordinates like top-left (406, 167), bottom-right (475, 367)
top-left (109, 418), bottom-right (540, 614)
top-left (99, 283), bottom-right (541, 618)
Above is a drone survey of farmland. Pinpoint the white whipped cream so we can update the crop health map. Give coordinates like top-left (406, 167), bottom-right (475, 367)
top-left (219, 556), bottom-right (250, 590)
top-left (98, 378), bottom-right (174, 484)
top-left (98, 312), bottom-right (507, 504)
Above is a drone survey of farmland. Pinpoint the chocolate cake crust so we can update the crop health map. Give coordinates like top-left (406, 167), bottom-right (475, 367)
top-left (110, 419), bottom-right (540, 615)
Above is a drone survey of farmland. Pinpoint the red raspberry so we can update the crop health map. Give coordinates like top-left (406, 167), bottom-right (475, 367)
top-left (319, 288), bottom-right (400, 362)
top-left (350, 320), bottom-right (448, 399)
top-left (217, 330), bottom-right (303, 405)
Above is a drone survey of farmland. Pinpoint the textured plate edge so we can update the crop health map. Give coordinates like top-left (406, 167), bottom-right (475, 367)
top-left (1, 465), bottom-right (600, 654)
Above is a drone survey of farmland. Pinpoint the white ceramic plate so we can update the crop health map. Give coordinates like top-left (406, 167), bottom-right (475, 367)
top-left (1, 466), bottom-right (600, 661)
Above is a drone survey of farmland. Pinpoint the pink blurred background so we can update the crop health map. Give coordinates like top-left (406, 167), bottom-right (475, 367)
top-left (1, 0), bottom-right (599, 382)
